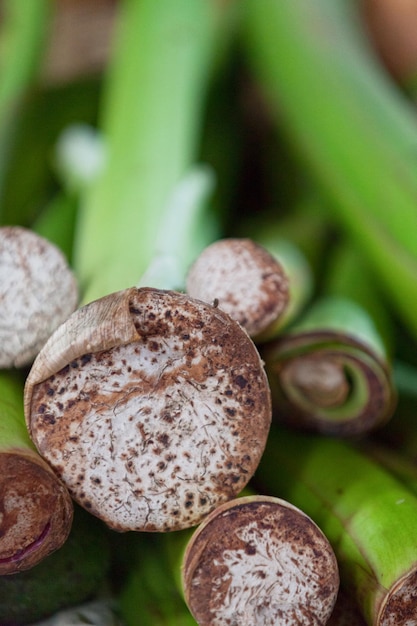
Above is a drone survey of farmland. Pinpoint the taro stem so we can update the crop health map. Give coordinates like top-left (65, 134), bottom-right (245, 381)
top-left (0, 0), bottom-right (50, 210)
top-left (361, 439), bottom-right (417, 500)
top-left (0, 505), bottom-right (110, 625)
top-left (117, 534), bottom-right (198, 626)
top-left (259, 237), bottom-right (396, 437)
top-left (185, 237), bottom-right (290, 341)
top-left (255, 425), bottom-right (417, 625)
top-left (261, 295), bottom-right (396, 437)
top-left (24, 287), bottom-right (272, 533)
top-left (0, 226), bottom-right (78, 368)
top-left (0, 371), bottom-right (73, 575)
top-left (241, 0), bottom-right (417, 341)
top-left (237, 210), bottom-right (317, 337)
top-left (180, 494), bottom-right (339, 626)
top-left (74, 0), bottom-right (226, 303)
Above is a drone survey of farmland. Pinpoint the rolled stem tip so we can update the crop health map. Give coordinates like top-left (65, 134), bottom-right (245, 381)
top-left (181, 495), bottom-right (339, 626)
top-left (263, 329), bottom-right (396, 436)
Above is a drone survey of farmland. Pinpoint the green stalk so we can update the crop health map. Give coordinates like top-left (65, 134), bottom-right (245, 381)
top-left (0, 226), bottom-right (78, 368)
top-left (33, 122), bottom-right (108, 264)
top-left (241, 0), bottom-right (417, 341)
top-left (0, 371), bottom-right (73, 574)
top-left (323, 239), bottom-right (394, 356)
top-left (361, 439), bottom-right (417, 500)
top-left (261, 236), bottom-right (397, 436)
top-left (116, 534), bottom-right (197, 626)
top-left (0, 506), bottom-right (110, 626)
top-left (373, 361), bottom-right (417, 464)
top-left (255, 425), bottom-right (417, 625)
top-left (74, 0), bottom-right (229, 303)
top-left (0, 0), bottom-right (51, 211)
top-left (32, 191), bottom-right (78, 264)
top-left (136, 164), bottom-right (218, 291)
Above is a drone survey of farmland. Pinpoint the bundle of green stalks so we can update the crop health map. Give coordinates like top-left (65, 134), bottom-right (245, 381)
top-left (4, 0), bottom-right (417, 624)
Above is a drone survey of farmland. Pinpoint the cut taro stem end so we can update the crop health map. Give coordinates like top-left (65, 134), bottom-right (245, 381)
top-left (186, 238), bottom-right (290, 341)
top-left (181, 494), bottom-right (339, 626)
top-left (0, 226), bottom-right (79, 368)
top-left (0, 371), bottom-right (73, 575)
top-left (24, 287), bottom-right (272, 532)
top-left (261, 296), bottom-right (396, 437)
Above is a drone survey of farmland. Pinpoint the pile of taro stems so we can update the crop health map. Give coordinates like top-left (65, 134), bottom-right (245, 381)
top-left (2, 1), bottom-right (417, 625)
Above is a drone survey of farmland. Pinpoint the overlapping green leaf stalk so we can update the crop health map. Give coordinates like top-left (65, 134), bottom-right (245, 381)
top-left (117, 534), bottom-right (197, 626)
top-left (74, 0), bottom-right (233, 303)
top-left (241, 0), bottom-right (417, 341)
top-left (0, 0), bottom-right (51, 209)
top-left (255, 426), bottom-right (417, 625)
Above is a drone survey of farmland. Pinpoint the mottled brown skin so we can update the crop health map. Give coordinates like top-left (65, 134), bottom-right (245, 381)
top-left (0, 226), bottom-right (78, 368)
top-left (182, 496), bottom-right (339, 626)
top-left (26, 288), bottom-right (272, 532)
top-left (186, 238), bottom-right (289, 339)
top-left (378, 568), bottom-right (417, 625)
top-left (0, 449), bottom-right (73, 575)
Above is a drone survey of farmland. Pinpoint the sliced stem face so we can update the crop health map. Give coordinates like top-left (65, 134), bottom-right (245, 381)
top-left (24, 287), bottom-right (271, 532)
top-left (181, 494), bottom-right (339, 625)
top-left (0, 372), bottom-right (73, 575)
top-left (256, 426), bottom-right (417, 625)
top-left (0, 226), bottom-right (78, 368)
top-left (262, 297), bottom-right (396, 436)
top-left (0, 449), bottom-right (73, 575)
top-left (186, 238), bottom-right (290, 339)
